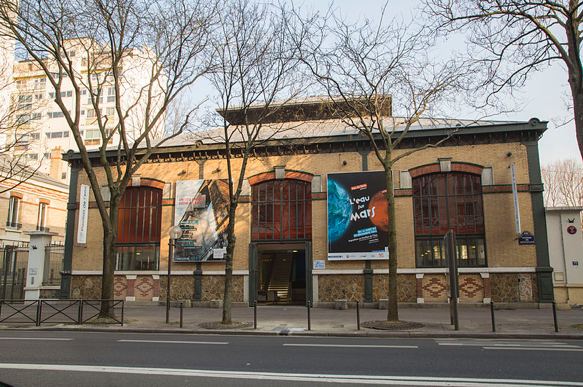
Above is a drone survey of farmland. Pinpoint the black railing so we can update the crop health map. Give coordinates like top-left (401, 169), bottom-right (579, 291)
top-left (0, 299), bottom-right (124, 326)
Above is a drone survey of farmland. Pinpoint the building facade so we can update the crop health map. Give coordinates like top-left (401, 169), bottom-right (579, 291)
top-left (61, 100), bottom-right (553, 306)
top-left (6, 38), bottom-right (165, 182)
top-left (546, 207), bottom-right (583, 307)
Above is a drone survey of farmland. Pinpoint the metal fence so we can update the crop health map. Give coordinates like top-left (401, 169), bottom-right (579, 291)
top-left (0, 299), bottom-right (124, 326)
top-left (43, 243), bottom-right (65, 286)
top-left (0, 244), bottom-right (29, 300)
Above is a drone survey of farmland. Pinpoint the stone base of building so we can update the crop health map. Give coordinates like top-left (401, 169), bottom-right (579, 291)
top-left (67, 271), bottom-right (541, 304)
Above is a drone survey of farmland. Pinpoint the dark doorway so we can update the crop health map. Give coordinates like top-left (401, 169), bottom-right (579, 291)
top-left (256, 244), bottom-right (306, 305)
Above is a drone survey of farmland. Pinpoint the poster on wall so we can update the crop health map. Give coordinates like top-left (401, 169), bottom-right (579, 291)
top-left (173, 179), bottom-right (230, 262)
top-left (327, 171), bottom-right (389, 260)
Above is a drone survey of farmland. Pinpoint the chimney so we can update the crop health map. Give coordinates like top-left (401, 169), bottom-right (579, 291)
top-left (49, 146), bottom-right (63, 180)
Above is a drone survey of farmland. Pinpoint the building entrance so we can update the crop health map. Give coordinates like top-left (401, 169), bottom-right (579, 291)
top-left (250, 242), bottom-right (311, 305)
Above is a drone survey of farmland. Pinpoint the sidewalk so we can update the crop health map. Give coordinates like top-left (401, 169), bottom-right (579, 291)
top-left (7, 303), bottom-right (582, 339)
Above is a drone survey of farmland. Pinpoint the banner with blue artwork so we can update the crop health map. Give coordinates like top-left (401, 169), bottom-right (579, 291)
top-left (173, 179), bottom-right (230, 262)
top-left (327, 171), bottom-right (389, 260)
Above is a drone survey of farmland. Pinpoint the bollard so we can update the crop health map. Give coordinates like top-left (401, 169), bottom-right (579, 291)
top-left (253, 300), bottom-right (257, 329)
top-left (490, 300), bottom-right (496, 332)
top-left (307, 300), bottom-right (312, 331)
top-left (36, 300), bottom-right (42, 327)
top-left (552, 301), bottom-right (559, 333)
top-left (356, 300), bottom-right (361, 330)
top-left (180, 302), bottom-right (184, 328)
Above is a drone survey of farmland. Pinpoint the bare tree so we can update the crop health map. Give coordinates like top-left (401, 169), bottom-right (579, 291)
top-left (298, 5), bottom-right (469, 322)
top-left (0, 0), bottom-right (216, 315)
top-left (422, 0), bottom-right (583, 162)
top-left (542, 158), bottom-right (583, 207)
top-left (204, 0), bottom-right (309, 324)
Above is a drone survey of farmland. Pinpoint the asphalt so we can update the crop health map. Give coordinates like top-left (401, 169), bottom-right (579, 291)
top-left (2, 302), bottom-right (582, 339)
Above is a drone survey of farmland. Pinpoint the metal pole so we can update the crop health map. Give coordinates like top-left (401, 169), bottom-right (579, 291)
top-left (36, 300), bottom-right (42, 327)
top-left (121, 300), bottom-right (125, 327)
top-left (490, 300), bottom-right (496, 332)
top-left (552, 301), bottom-right (559, 333)
top-left (307, 300), bottom-right (311, 331)
top-left (180, 302), bottom-right (183, 328)
top-left (356, 300), bottom-right (360, 330)
top-left (166, 239), bottom-right (173, 324)
top-left (253, 300), bottom-right (257, 329)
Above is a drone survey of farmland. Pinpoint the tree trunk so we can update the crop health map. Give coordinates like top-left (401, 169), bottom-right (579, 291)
top-left (100, 224), bottom-right (116, 318)
top-left (571, 89), bottom-right (583, 163)
top-left (222, 203), bottom-right (238, 324)
top-left (384, 164), bottom-right (399, 321)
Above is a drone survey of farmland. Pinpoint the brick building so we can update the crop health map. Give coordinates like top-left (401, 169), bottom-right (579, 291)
top-left (61, 98), bottom-right (553, 306)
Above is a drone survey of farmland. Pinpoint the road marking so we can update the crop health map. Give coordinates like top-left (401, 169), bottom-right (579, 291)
top-left (0, 364), bottom-right (582, 386)
top-left (436, 339), bottom-right (583, 351)
top-left (483, 347), bottom-right (583, 352)
top-left (118, 340), bottom-right (228, 345)
top-left (0, 338), bottom-right (72, 341)
top-left (283, 343), bottom-right (418, 349)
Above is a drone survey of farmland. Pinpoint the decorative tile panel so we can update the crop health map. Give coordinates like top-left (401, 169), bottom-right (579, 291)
top-left (422, 275), bottom-right (448, 302)
top-left (458, 274), bottom-right (484, 302)
top-left (113, 277), bottom-right (127, 299)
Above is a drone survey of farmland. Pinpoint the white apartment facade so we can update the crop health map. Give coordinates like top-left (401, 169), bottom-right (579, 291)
top-left (8, 38), bottom-right (165, 182)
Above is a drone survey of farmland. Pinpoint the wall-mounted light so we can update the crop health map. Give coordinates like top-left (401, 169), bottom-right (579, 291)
top-left (343, 160), bottom-right (347, 166)
top-left (32, 245), bottom-right (37, 250)
top-left (178, 170), bottom-right (186, 176)
top-left (507, 152), bottom-right (512, 157)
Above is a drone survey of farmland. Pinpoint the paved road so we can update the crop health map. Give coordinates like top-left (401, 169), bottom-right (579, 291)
top-left (0, 331), bottom-right (582, 386)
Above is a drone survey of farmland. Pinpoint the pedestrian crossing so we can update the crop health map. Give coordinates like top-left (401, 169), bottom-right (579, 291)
top-left (435, 338), bottom-right (583, 352)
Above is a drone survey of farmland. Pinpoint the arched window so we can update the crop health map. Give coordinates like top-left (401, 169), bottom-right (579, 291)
top-left (251, 179), bottom-right (312, 240)
top-left (115, 186), bottom-right (162, 270)
top-left (413, 172), bottom-right (486, 267)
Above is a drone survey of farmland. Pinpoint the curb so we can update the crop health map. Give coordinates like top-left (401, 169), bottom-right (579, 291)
top-left (1, 325), bottom-right (583, 340)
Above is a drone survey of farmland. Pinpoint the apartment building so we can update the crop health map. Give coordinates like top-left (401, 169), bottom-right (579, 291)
top-left (7, 38), bottom-right (165, 182)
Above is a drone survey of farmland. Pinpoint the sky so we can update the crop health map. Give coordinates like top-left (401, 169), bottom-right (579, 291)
top-left (295, 0), bottom-right (581, 166)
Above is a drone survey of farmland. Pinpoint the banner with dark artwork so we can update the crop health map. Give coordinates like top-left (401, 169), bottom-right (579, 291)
top-left (327, 171), bottom-right (389, 260)
top-left (173, 179), bottom-right (230, 262)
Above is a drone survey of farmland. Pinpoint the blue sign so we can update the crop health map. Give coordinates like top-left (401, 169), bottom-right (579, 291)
top-left (518, 231), bottom-right (535, 245)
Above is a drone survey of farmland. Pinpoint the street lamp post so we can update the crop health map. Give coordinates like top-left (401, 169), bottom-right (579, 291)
top-left (166, 225), bottom-right (183, 324)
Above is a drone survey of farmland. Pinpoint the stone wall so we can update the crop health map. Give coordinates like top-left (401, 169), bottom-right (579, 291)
top-left (373, 274), bottom-right (416, 302)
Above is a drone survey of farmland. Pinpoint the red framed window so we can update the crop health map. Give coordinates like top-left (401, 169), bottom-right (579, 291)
top-left (413, 172), bottom-right (486, 267)
top-left (251, 179), bottom-right (312, 240)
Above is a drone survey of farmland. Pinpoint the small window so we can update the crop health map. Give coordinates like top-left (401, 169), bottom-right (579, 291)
top-left (6, 196), bottom-right (21, 229)
top-left (31, 113), bottom-right (41, 120)
top-left (37, 202), bottom-right (48, 230)
top-left (29, 153), bottom-right (38, 160)
top-left (106, 107), bottom-right (115, 116)
top-left (107, 87), bottom-right (115, 102)
top-left (61, 172), bottom-right (67, 180)
top-left (63, 131), bottom-right (69, 138)
top-left (31, 133), bottom-right (40, 140)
